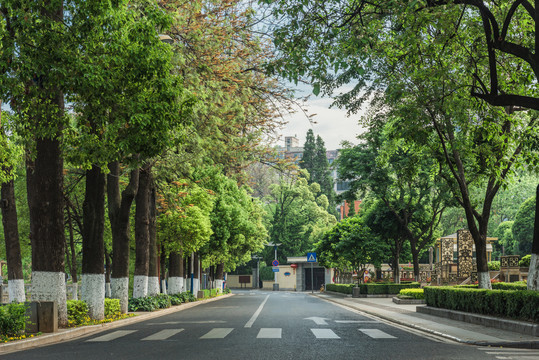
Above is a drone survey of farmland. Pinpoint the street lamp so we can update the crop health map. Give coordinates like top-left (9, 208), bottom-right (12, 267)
top-left (266, 243), bottom-right (281, 291)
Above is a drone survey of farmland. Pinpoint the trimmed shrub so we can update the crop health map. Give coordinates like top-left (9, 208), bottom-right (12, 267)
top-left (325, 284), bottom-right (354, 294)
top-left (0, 303), bottom-right (28, 337)
top-left (67, 300), bottom-right (89, 326)
top-left (424, 286), bottom-right (539, 322)
top-left (488, 261), bottom-right (501, 271)
top-left (519, 255), bottom-right (531, 267)
top-left (399, 288), bottom-right (424, 299)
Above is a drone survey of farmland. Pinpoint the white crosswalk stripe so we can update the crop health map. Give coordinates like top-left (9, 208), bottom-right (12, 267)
top-left (359, 329), bottom-right (396, 339)
top-left (141, 329), bottom-right (184, 341)
top-left (477, 347), bottom-right (539, 359)
top-left (200, 328), bottom-right (234, 339)
top-left (257, 328), bottom-right (282, 338)
top-left (311, 329), bottom-right (340, 339)
top-left (87, 330), bottom-right (137, 342)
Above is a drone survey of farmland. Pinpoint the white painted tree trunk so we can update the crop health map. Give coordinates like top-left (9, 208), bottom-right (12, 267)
top-left (215, 280), bottom-right (224, 294)
top-left (31, 271), bottom-right (67, 326)
top-left (8, 279), bottom-right (25, 303)
top-left (192, 278), bottom-right (200, 296)
top-left (168, 277), bottom-right (183, 295)
top-left (132, 275), bottom-right (148, 298)
top-left (71, 283), bottom-right (78, 300)
top-left (147, 276), bottom-right (160, 296)
top-left (477, 271), bottom-right (492, 290)
top-left (81, 274), bottom-right (105, 320)
top-left (111, 277), bottom-right (129, 314)
top-left (161, 279), bottom-right (167, 295)
top-left (527, 254), bottom-right (539, 290)
top-left (105, 282), bottom-right (111, 298)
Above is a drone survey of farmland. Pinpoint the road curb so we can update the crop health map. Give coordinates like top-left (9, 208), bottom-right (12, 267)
top-left (312, 293), bottom-right (539, 349)
top-left (0, 293), bottom-right (234, 354)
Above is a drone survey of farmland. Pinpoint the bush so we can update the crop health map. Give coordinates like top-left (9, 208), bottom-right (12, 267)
top-left (67, 300), bottom-right (89, 326)
top-left (0, 303), bottom-right (28, 337)
top-left (519, 255), bottom-right (531, 267)
top-left (224, 288), bottom-right (231, 294)
top-left (128, 296), bottom-right (159, 312)
top-left (424, 286), bottom-right (539, 321)
top-left (488, 261), bottom-right (501, 271)
top-left (169, 294), bottom-right (184, 306)
top-left (399, 288), bottom-right (424, 299)
top-left (154, 294), bottom-right (172, 309)
top-left (104, 299), bottom-right (121, 319)
top-left (325, 283), bottom-right (354, 294)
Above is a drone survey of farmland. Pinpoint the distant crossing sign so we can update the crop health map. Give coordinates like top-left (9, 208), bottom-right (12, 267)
top-left (307, 252), bottom-right (317, 263)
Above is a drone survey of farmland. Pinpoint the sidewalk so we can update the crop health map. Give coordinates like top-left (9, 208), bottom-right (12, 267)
top-left (0, 294), bottom-right (233, 355)
top-left (314, 292), bottom-right (539, 349)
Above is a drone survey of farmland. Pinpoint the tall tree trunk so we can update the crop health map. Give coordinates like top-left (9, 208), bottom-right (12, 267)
top-left (133, 163), bottom-right (151, 298)
top-left (168, 250), bottom-right (184, 294)
top-left (81, 165), bottom-right (106, 320)
top-left (528, 184), bottom-right (539, 290)
top-left (66, 206), bottom-right (78, 300)
top-left (147, 180), bottom-right (159, 295)
top-left (1, 177), bottom-right (25, 303)
top-left (107, 161), bottom-right (139, 313)
top-left (216, 263), bottom-right (225, 293)
top-left (160, 246), bottom-right (167, 295)
top-left (27, 136), bottom-right (67, 326)
top-left (105, 249), bottom-right (111, 298)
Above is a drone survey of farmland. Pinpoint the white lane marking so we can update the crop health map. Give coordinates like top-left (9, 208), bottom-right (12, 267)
top-left (200, 328), bottom-right (234, 339)
top-left (142, 329), bottom-right (184, 341)
top-left (305, 316), bottom-right (329, 325)
top-left (149, 321), bottom-right (226, 325)
top-left (335, 320), bottom-right (378, 324)
top-left (244, 294), bottom-right (270, 328)
top-left (311, 329), bottom-right (340, 339)
top-left (257, 328), bottom-right (282, 339)
top-left (87, 330), bottom-right (137, 342)
top-left (359, 329), bottom-right (396, 339)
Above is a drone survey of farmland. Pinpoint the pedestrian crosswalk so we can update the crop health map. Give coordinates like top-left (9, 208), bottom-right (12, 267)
top-left (477, 346), bottom-right (539, 359)
top-left (86, 327), bottom-right (397, 342)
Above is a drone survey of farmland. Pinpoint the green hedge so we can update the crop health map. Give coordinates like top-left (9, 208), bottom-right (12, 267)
top-left (326, 283), bottom-right (420, 295)
top-left (424, 286), bottom-right (539, 322)
top-left (455, 282), bottom-right (527, 291)
top-left (325, 284), bottom-right (354, 294)
top-left (399, 288), bottom-right (424, 299)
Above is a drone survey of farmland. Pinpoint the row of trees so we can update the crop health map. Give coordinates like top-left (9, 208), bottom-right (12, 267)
top-left (0, 0), bottom-right (292, 324)
top-left (264, 0), bottom-right (539, 289)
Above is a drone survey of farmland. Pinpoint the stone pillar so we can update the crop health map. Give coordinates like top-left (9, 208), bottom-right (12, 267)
top-left (457, 229), bottom-right (474, 278)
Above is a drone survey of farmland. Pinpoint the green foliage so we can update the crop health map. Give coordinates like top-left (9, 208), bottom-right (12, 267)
top-left (488, 261), bottom-right (500, 271)
top-left (399, 288), bottom-right (424, 299)
top-left (512, 197), bottom-right (536, 256)
top-left (67, 300), bottom-right (89, 326)
top-left (154, 294), bottom-right (172, 309)
top-left (128, 296), bottom-right (160, 312)
top-left (424, 286), bottom-right (539, 321)
top-left (104, 299), bottom-right (121, 319)
top-left (0, 303), bottom-right (28, 337)
top-left (259, 266), bottom-right (275, 281)
top-left (325, 283), bottom-right (355, 294)
top-left (519, 255), bottom-right (531, 268)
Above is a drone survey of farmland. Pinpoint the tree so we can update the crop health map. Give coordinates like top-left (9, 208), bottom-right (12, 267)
top-left (317, 216), bottom-right (388, 284)
top-left (264, 170), bottom-right (336, 264)
top-left (263, 0), bottom-right (539, 289)
top-left (337, 125), bottom-right (447, 281)
top-left (494, 221), bottom-right (515, 257)
top-left (300, 130), bottom-right (335, 212)
top-left (513, 196), bottom-right (536, 257)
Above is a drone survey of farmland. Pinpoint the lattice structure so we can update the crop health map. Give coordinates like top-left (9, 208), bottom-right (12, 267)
top-left (501, 255), bottom-right (520, 268)
top-left (457, 229), bottom-right (474, 278)
top-left (471, 272), bottom-right (478, 283)
top-left (441, 237), bottom-right (453, 265)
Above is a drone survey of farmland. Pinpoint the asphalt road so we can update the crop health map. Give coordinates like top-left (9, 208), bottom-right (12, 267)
top-left (5, 290), bottom-right (537, 360)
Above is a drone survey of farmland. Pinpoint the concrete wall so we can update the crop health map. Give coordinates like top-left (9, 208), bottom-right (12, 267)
top-left (227, 274), bottom-right (254, 288)
top-left (275, 265), bottom-right (296, 290)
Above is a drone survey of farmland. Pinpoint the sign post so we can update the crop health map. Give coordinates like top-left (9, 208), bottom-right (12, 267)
top-left (266, 243), bottom-right (281, 291)
top-left (307, 252), bottom-right (317, 293)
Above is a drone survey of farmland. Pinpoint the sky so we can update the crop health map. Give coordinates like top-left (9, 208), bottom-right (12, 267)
top-left (274, 85), bottom-right (368, 151)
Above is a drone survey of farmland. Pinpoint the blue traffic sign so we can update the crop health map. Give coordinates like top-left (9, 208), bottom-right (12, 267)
top-left (272, 259), bottom-right (279, 267)
top-left (272, 268), bottom-right (279, 272)
top-left (307, 252), bottom-right (317, 263)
